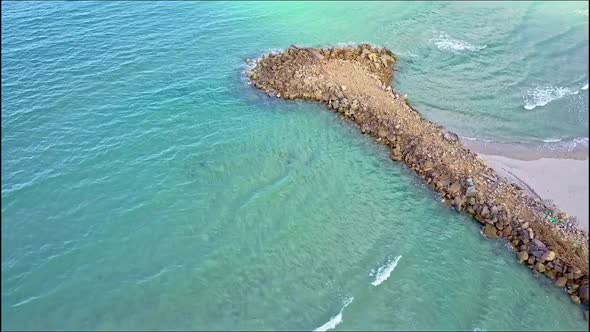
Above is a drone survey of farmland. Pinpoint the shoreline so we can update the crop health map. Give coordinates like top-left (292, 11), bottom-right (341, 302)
top-left (461, 139), bottom-right (589, 234)
top-left (475, 153), bottom-right (589, 234)
top-left (247, 44), bottom-right (589, 313)
top-left (462, 138), bottom-right (589, 161)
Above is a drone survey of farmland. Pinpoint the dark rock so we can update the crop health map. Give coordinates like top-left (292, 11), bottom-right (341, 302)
top-left (530, 239), bottom-right (546, 252)
top-left (578, 285), bottom-right (589, 302)
top-left (443, 130), bottom-right (459, 142)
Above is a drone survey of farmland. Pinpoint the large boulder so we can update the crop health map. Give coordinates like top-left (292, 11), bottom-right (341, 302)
top-left (541, 251), bottom-right (556, 262)
top-left (530, 239), bottom-right (547, 252)
top-left (517, 251), bottom-right (528, 263)
top-left (555, 277), bottom-right (568, 288)
top-left (482, 224), bottom-right (497, 238)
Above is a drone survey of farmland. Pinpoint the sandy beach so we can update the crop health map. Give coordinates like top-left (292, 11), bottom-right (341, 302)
top-left (461, 139), bottom-right (590, 233)
top-left (477, 154), bottom-right (589, 233)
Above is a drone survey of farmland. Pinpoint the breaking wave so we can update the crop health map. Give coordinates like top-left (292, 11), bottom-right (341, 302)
top-left (369, 255), bottom-right (402, 286)
top-left (539, 137), bottom-right (589, 152)
top-left (523, 86), bottom-right (579, 110)
top-left (314, 296), bottom-right (354, 332)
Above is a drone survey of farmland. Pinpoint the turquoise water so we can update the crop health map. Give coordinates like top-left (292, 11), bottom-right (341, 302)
top-left (2, 1), bottom-right (588, 330)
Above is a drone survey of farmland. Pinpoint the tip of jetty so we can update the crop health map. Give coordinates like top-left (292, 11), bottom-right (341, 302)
top-left (247, 44), bottom-right (590, 308)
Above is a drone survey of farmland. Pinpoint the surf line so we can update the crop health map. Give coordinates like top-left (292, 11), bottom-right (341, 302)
top-left (370, 255), bottom-right (403, 287)
top-left (314, 296), bottom-right (354, 332)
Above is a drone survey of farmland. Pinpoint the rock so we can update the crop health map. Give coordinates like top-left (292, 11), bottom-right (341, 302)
top-left (466, 178), bottom-right (474, 186)
top-left (481, 206), bottom-right (490, 218)
top-left (535, 262), bottom-right (546, 273)
top-left (541, 250), bottom-right (556, 262)
top-left (341, 85), bottom-right (347, 91)
top-left (554, 264), bottom-right (564, 273)
top-left (530, 239), bottom-right (547, 251)
top-left (475, 214), bottom-right (485, 224)
top-left (483, 224), bottom-right (497, 238)
top-left (559, 212), bottom-right (568, 220)
top-left (544, 269), bottom-right (557, 279)
top-left (565, 272), bottom-right (574, 279)
top-left (527, 228), bottom-right (534, 239)
top-left (578, 285), bottom-right (589, 302)
top-left (449, 182), bottom-right (461, 195)
top-left (531, 250), bottom-right (545, 259)
top-left (465, 186), bottom-right (477, 198)
top-left (521, 222), bottom-right (530, 229)
top-left (572, 267), bottom-right (583, 280)
top-left (555, 277), bottom-right (568, 288)
top-left (332, 100), bottom-right (340, 110)
top-left (527, 256), bottom-right (536, 265)
top-left (490, 206), bottom-right (499, 216)
top-left (517, 251), bottom-right (528, 263)
top-left (570, 295), bottom-right (581, 304)
top-left (423, 161), bottom-right (434, 172)
top-left (443, 130), bottom-right (459, 142)
top-left (453, 196), bottom-right (463, 211)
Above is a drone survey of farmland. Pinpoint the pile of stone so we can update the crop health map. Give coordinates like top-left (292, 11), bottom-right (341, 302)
top-left (247, 45), bottom-right (590, 312)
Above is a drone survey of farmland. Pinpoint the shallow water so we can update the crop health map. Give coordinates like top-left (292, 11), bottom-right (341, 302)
top-left (2, 1), bottom-right (588, 330)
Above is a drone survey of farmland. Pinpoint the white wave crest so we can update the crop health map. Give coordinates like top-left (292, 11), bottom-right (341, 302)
top-left (314, 296), bottom-right (354, 332)
top-left (542, 138), bottom-right (562, 143)
top-left (582, 83), bottom-right (589, 90)
top-left (576, 9), bottom-right (588, 16)
top-left (369, 255), bottom-right (402, 286)
top-left (540, 137), bottom-right (589, 152)
top-left (430, 32), bottom-right (486, 54)
top-left (523, 86), bottom-right (578, 110)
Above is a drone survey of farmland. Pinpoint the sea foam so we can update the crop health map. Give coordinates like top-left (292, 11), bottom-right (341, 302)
top-left (523, 86), bottom-right (578, 110)
top-left (540, 137), bottom-right (589, 152)
top-left (430, 32), bottom-right (486, 54)
top-left (369, 255), bottom-right (402, 286)
top-left (582, 83), bottom-right (589, 90)
top-left (314, 296), bottom-right (354, 332)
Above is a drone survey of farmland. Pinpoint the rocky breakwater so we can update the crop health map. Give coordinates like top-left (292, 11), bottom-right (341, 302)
top-left (247, 44), bottom-right (590, 313)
